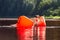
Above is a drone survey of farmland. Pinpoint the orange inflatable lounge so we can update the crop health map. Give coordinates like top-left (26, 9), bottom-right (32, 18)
top-left (17, 16), bottom-right (34, 40)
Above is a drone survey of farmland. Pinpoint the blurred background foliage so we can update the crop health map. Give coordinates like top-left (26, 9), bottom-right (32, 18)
top-left (0, 0), bottom-right (60, 18)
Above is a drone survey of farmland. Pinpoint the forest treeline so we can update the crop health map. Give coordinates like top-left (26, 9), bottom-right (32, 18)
top-left (0, 0), bottom-right (60, 18)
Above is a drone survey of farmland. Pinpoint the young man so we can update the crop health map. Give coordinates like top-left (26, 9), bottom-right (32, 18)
top-left (11, 15), bottom-right (46, 40)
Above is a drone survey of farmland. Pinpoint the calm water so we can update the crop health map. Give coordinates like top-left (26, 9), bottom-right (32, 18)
top-left (0, 26), bottom-right (60, 40)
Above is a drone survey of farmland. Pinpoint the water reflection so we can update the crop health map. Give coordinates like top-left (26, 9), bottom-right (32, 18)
top-left (0, 26), bottom-right (60, 40)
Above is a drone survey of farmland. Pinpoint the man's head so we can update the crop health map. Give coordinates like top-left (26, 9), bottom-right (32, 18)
top-left (35, 15), bottom-right (40, 18)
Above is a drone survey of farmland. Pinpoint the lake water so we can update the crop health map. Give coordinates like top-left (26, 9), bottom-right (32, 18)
top-left (0, 26), bottom-right (60, 40)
